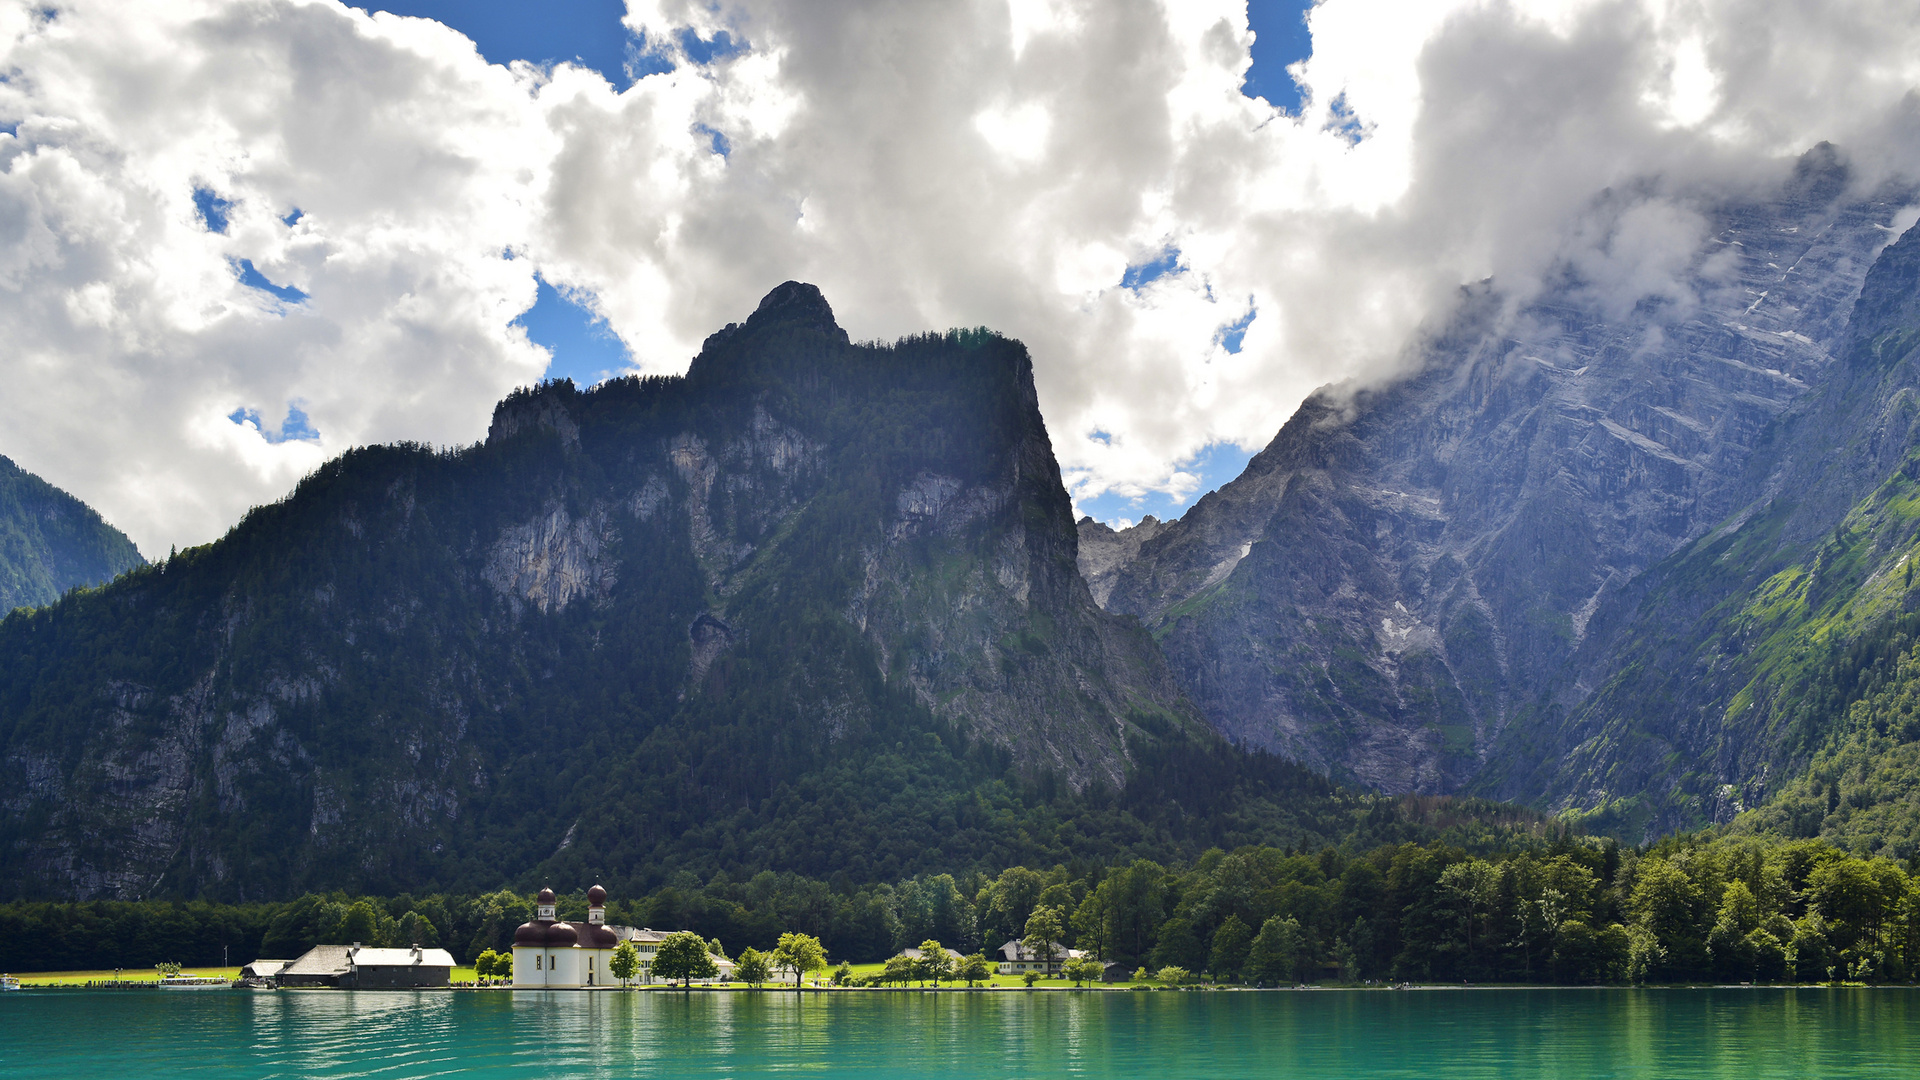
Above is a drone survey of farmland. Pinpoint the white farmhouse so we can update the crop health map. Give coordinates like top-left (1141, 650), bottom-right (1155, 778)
top-left (995, 939), bottom-right (1085, 975)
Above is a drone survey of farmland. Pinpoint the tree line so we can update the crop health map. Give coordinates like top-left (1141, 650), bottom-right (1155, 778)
top-left (4, 830), bottom-right (1916, 984)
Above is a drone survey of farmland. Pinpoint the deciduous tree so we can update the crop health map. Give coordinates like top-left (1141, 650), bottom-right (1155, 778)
top-left (1023, 906), bottom-right (1065, 977)
top-left (609, 941), bottom-right (639, 986)
top-left (735, 946), bottom-right (771, 988)
top-left (958, 953), bottom-right (992, 986)
top-left (1062, 955), bottom-right (1102, 986)
top-left (1208, 915), bottom-right (1252, 981)
top-left (916, 940), bottom-right (954, 986)
top-left (1247, 915), bottom-right (1304, 985)
top-left (773, 932), bottom-right (826, 988)
top-left (654, 931), bottom-right (719, 988)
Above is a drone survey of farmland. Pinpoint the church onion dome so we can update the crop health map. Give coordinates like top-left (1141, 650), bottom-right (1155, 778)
top-left (513, 921), bottom-right (546, 946)
top-left (537, 887), bottom-right (556, 905)
top-left (588, 884), bottom-right (607, 906)
top-left (546, 922), bottom-right (579, 947)
top-left (578, 923), bottom-right (620, 949)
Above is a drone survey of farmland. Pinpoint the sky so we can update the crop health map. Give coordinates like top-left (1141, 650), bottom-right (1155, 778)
top-left (375, 0), bottom-right (1312, 524)
top-left (2, 1), bottom-right (1920, 555)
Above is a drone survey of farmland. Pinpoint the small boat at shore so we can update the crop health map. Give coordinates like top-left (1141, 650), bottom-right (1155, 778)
top-left (1, 975), bottom-right (19, 991)
top-left (159, 975), bottom-right (232, 989)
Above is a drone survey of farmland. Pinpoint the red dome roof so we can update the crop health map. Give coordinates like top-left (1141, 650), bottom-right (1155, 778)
top-left (513, 921), bottom-right (546, 946)
top-left (578, 923), bottom-right (620, 949)
top-left (537, 887), bottom-right (556, 905)
top-left (587, 884), bottom-right (607, 906)
top-left (546, 922), bottom-right (579, 947)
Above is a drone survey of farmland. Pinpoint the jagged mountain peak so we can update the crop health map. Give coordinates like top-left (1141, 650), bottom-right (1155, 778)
top-left (0, 297), bottom-right (1209, 900)
top-left (751, 280), bottom-right (839, 330)
top-left (1845, 211), bottom-right (1920, 360)
top-left (690, 280), bottom-right (853, 384)
top-left (486, 378), bottom-right (583, 448)
top-left (1081, 158), bottom-right (1919, 799)
top-left (1785, 140), bottom-right (1850, 208)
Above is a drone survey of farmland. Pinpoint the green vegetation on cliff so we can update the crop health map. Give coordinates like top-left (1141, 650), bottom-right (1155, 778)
top-left (0, 282), bottom-right (1455, 902)
top-left (0, 454), bottom-right (144, 612)
top-left (1486, 210), bottom-right (1920, 844)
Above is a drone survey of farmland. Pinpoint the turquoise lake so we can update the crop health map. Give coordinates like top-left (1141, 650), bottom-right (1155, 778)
top-left (5, 987), bottom-right (1918, 1077)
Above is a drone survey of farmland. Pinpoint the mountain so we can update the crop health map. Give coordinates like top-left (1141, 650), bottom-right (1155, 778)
top-left (0, 282), bottom-right (1374, 902)
top-left (1081, 147), bottom-right (1920, 833)
top-left (0, 455), bottom-right (144, 612)
top-left (1507, 205), bottom-right (1920, 844)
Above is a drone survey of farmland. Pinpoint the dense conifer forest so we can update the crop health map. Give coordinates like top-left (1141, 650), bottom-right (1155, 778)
top-left (0, 454), bottom-right (144, 613)
top-left (7, 829), bottom-right (1914, 986)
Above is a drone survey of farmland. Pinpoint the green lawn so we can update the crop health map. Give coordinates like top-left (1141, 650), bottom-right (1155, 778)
top-left (812, 961), bottom-right (1154, 990)
top-left (7, 966), bottom-right (243, 986)
top-left (5, 965), bottom-right (494, 986)
top-left (1, 962), bottom-right (1181, 991)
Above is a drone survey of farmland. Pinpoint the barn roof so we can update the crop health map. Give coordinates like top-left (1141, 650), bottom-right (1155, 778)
top-left (280, 944), bottom-right (454, 977)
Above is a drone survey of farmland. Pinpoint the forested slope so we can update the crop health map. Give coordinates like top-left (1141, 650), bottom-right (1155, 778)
top-left (0, 454), bottom-right (143, 612)
top-left (0, 282), bottom-right (1373, 902)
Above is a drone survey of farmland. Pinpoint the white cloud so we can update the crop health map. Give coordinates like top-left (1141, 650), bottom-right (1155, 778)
top-left (3, 0), bottom-right (1920, 552)
top-left (973, 101), bottom-right (1052, 166)
top-left (0, 0), bottom-right (558, 552)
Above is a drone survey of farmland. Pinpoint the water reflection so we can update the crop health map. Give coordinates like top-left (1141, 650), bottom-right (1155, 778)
top-left (2, 987), bottom-right (1917, 1079)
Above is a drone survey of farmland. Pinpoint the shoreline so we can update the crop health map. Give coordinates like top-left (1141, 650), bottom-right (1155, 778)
top-left (9, 980), bottom-right (1914, 994)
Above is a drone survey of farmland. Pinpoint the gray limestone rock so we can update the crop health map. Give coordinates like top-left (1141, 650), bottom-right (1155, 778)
top-left (1084, 146), bottom-right (1918, 799)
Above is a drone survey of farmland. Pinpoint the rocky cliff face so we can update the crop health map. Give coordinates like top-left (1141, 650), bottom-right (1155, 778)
top-left (0, 282), bottom-right (1202, 900)
top-left (1084, 147), bottom-right (1918, 803)
top-left (1499, 205), bottom-right (1920, 839)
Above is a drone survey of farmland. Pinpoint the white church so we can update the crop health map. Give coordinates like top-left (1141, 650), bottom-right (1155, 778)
top-left (513, 885), bottom-right (613, 986)
top-left (512, 884), bottom-right (675, 987)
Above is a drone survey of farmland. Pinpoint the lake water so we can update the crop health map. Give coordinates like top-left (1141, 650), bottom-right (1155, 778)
top-left (4, 987), bottom-right (1918, 1078)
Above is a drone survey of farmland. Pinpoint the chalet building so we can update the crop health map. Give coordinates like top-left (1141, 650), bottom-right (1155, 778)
top-left (994, 940), bottom-right (1085, 975)
top-left (610, 925), bottom-right (674, 982)
top-left (512, 885), bottom-right (625, 987)
top-left (277, 944), bottom-right (454, 988)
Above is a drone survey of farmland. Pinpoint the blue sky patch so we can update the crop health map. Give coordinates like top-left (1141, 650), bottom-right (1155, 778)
top-left (516, 276), bottom-right (630, 387)
top-left (1324, 91), bottom-right (1369, 145)
top-left (233, 259), bottom-right (308, 303)
top-left (1216, 302), bottom-right (1256, 354)
top-left (281, 208), bottom-right (304, 226)
top-left (193, 187), bottom-right (232, 233)
top-left (1244, 0), bottom-right (1315, 115)
top-left (695, 123), bottom-right (731, 158)
top-left (228, 404), bottom-right (320, 444)
top-left (1077, 440), bottom-right (1262, 528)
top-left (279, 405), bottom-right (320, 442)
top-left (363, 0), bottom-right (642, 87)
top-left (678, 27), bottom-right (746, 65)
top-left (1121, 247), bottom-right (1182, 291)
